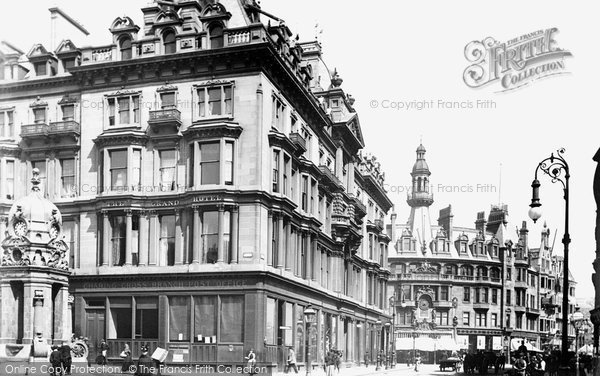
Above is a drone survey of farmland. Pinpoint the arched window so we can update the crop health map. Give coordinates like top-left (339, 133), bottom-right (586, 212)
top-left (120, 37), bottom-right (132, 60)
top-left (209, 24), bottom-right (224, 49)
top-left (163, 31), bottom-right (176, 54)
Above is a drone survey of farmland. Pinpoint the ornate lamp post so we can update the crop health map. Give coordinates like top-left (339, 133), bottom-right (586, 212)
top-left (529, 148), bottom-right (571, 372)
top-left (375, 320), bottom-right (382, 371)
top-left (389, 296), bottom-right (396, 368)
top-left (304, 305), bottom-right (316, 376)
top-left (384, 322), bottom-right (391, 369)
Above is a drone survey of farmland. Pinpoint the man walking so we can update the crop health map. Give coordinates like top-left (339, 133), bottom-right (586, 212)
top-left (285, 347), bottom-right (298, 373)
top-left (60, 341), bottom-right (72, 375)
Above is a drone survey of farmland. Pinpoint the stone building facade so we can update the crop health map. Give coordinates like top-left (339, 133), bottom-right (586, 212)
top-left (387, 145), bottom-right (577, 363)
top-left (0, 0), bottom-right (393, 369)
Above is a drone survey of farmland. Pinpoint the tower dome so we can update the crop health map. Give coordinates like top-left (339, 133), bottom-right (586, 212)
top-left (411, 143), bottom-right (430, 175)
top-left (1, 168), bottom-right (67, 269)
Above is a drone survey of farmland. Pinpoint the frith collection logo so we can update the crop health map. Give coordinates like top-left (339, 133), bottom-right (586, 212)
top-left (463, 28), bottom-right (572, 92)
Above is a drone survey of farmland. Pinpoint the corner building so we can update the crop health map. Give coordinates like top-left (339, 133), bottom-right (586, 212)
top-left (387, 145), bottom-right (576, 363)
top-left (0, 0), bottom-right (393, 370)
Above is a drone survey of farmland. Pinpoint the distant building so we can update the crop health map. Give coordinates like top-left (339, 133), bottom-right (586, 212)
top-left (0, 0), bottom-right (393, 370)
top-left (387, 144), bottom-right (576, 363)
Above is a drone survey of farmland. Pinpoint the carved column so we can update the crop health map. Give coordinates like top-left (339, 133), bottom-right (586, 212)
top-left (277, 216), bottom-right (285, 269)
top-left (102, 210), bottom-right (110, 266)
top-left (148, 210), bottom-right (158, 265)
top-left (139, 211), bottom-right (149, 266)
top-left (192, 207), bottom-right (201, 264)
top-left (267, 211), bottom-right (273, 266)
top-left (125, 209), bottom-right (133, 265)
top-left (217, 205), bottom-right (225, 263)
top-left (231, 206), bottom-right (239, 264)
top-left (175, 209), bottom-right (184, 265)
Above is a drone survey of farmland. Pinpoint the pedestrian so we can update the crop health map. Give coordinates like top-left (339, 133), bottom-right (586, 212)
top-left (245, 349), bottom-right (256, 376)
top-left (50, 345), bottom-right (62, 376)
top-left (134, 345), bottom-right (154, 376)
top-left (59, 341), bottom-right (72, 375)
top-left (325, 351), bottom-right (334, 376)
top-left (99, 339), bottom-right (109, 365)
top-left (285, 347), bottom-right (298, 373)
top-left (121, 344), bottom-right (133, 373)
top-left (364, 351), bottom-right (369, 368)
top-left (414, 352), bottom-right (421, 372)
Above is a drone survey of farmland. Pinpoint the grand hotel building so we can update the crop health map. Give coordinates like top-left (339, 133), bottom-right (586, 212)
top-left (387, 145), bottom-right (577, 363)
top-left (0, 0), bottom-right (393, 369)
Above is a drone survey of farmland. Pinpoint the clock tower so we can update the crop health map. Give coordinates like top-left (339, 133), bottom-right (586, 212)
top-left (0, 168), bottom-right (71, 361)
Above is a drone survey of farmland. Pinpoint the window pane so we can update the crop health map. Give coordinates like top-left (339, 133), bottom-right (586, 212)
top-left (224, 87), bottom-right (232, 114)
top-left (210, 25), bottom-right (224, 48)
top-left (208, 87), bottom-right (221, 115)
top-left (111, 216), bottom-right (126, 266)
top-left (133, 96), bottom-right (140, 123)
top-left (160, 149), bottom-right (176, 189)
top-left (132, 149), bottom-right (141, 189)
top-left (169, 296), bottom-right (190, 341)
top-left (34, 108), bottom-right (46, 123)
top-left (161, 93), bottom-right (176, 108)
top-left (194, 296), bottom-right (216, 341)
top-left (6, 160), bottom-right (15, 199)
top-left (62, 105), bottom-right (75, 120)
top-left (198, 89), bottom-right (206, 116)
top-left (136, 297), bottom-right (159, 339)
top-left (224, 142), bottom-right (233, 184)
top-left (61, 158), bottom-right (76, 197)
top-left (160, 215), bottom-right (175, 266)
top-left (220, 296), bottom-right (243, 342)
top-left (108, 98), bottom-right (116, 125)
top-left (200, 143), bottom-right (220, 185)
top-left (266, 298), bottom-right (276, 344)
top-left (118, 97), bottom-right (130, 124)
top-left (202, 211), bottom-right (218, 264)
top-left (110, 149), bottom-right (127, 188)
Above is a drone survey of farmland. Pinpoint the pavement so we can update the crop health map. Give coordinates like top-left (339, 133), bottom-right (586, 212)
top-left (0, 362), bottom-right (515, 376)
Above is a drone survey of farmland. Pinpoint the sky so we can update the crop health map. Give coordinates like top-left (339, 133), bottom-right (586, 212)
top-left (1, 1), bottom-right (598, 299)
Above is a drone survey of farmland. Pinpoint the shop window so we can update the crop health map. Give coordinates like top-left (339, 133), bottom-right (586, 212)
top-left (219, 296), bottom-right (243, 343)
top-left (169, 296), bottom-right (190, 341)
top-left (109, 297), bottom-right (132, 339)
top-left (136, 298), bottom-right (159, 339)
top-left (194, 296), bottom-right (216, 342)
top-left (266, 297), bottom-right (276, 345)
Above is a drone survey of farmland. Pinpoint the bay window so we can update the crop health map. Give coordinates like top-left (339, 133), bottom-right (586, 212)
top-left (189, 140), bottom-right (234, 187)
top-left (159, 149), bottom-right (176, 191)
top-left (104, 147), bottom-right (142, 192)
top-left (196, 84), bottom-right (232, 118)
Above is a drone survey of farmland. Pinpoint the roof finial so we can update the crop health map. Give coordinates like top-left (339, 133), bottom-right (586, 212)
top-left (31, 168), bottom-right (41, 192)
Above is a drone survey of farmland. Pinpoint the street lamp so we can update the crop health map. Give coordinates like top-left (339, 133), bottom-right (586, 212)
top-left (384, 322), bottom-right (391, 369)
top-left (529, 148), bottom-right (571, 372)
top-left (389, 296), bottom-right (396, 368)
top-left (375, 320), bottom-right (382, 371)
top-left (303, 305), bottom-right (316, 376)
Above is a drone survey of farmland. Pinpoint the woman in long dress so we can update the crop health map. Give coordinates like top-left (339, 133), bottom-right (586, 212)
top-left (121, 344), bottom-right (133, 373)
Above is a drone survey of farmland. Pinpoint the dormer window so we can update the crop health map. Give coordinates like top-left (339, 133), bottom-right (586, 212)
top-left (209, 24), bottom-right (224, 49)
top-left (163, 31), bottom-right (176, 54)
top-left (34, 62), bottom-right (47, 76)
top-left (120, 37), bottom-right (133, 60)
top-left (63, 58), bottom-right (77, 70)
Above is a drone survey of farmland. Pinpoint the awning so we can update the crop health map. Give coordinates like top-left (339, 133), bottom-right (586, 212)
top-left (415, 336), bottom-right (435, 352)
top-left (395, 337), bottom-right (414, 351)
top-left (578, 344), bottom-right (594, 355)
top-left (511, 338), bottom-right (543, 353)
top-left (436, 337), bottom-right (459, 351)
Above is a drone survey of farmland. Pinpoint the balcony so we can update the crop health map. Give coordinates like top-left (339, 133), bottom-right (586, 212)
top-left (526, 307), bottom-right (540, 316)
top-left (148, 108), bottom-right (181, 133)
top-left (374, 219), bottom-right (384, 232)
top-left (351, 197), bottom-right (367, 218)
top-left (21, 120), bottom-right (80, 146)
top-left (319, 165), bottom-right (344, 192)
top-left (289, 132), bottom-right (306, 155)
top-left (514, 305), bottom-right (526, 313)
top-left (515, 280), bottom-right (528, 289)
top-left (473, 302), bottom-right (490, 310)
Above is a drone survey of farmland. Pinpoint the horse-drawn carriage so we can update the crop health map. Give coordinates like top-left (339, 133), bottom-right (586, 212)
top-left (439, 357), bottom-right (462, 372)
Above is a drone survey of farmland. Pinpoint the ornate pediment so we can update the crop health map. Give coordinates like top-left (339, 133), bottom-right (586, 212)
top-left (157, 82), bottom-right (178, 93)
top-left (201, 3), bottom-right (231, 20)
top-left (58, 94), bottom-right (78, 105)
top-left (155, 10), bottom-right (183, 26)
top-left (55, 39), bottom-right (79, 55)
top-left (30, 96), bottom-right (48, 108)
top-left (414, 261), bottom-right (438, 273)
top-left (109, 16), bottom-right (140, 34)
top-left (27, 44), bottom-right (50, 58)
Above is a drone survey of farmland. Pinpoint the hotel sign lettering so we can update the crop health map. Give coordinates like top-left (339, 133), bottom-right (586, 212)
top-left (81, 278), bottom-right (248, 289)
